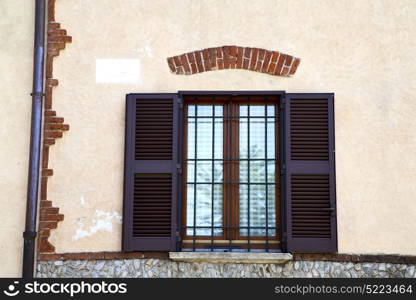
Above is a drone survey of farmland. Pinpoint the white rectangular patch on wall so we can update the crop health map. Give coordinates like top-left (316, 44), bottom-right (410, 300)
top-left (96, 59), bottom-right (142, 84)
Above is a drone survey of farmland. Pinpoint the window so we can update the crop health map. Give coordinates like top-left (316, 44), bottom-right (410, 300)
top-left (122, 91), bottom-right (337, 254)
top-left (182, 96), bottom-right (280, 251)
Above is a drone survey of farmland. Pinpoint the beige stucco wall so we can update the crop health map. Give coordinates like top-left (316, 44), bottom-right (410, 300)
top-left (48, 0), bottom-right (416, 255)
top-left (0, 0), bottom-right (34, 276)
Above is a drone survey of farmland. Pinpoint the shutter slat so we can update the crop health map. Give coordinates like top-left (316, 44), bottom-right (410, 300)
top-left (284, 94), bottom-right (337, 253)
top-left (123, 94), bottom-right (180, 251)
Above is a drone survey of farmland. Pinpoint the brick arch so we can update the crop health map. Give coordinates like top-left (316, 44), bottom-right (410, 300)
top-left (167, 46), bottom-right (300, 76)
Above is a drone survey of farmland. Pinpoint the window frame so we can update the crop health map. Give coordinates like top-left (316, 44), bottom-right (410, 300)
top-left (178, 91), bottom-right (285, 252)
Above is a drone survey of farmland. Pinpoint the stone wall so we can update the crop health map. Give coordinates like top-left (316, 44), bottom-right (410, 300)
top-left (37, 259), bottom-right (416, 278)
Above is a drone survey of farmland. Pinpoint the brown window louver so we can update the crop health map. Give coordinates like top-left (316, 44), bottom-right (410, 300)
top-left (123, 94), bottom-right (181, 251)
top-left (284, 93), bottom-right (337, 252)
top-left (135, 99), bottom-right (173, 160)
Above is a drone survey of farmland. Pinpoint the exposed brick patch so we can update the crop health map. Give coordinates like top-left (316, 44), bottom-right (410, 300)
top-left (38, 252), bottom-right (169, 261)
top-left (167, 46), bottom-right (300, 77)
top-left (38, 0), bottom-right (71, 256)
top-left (293, 253), bottom-right (416, 265)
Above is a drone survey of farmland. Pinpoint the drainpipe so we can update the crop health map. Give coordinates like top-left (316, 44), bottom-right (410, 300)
top-left (23, 0), bottom-right (46, 279)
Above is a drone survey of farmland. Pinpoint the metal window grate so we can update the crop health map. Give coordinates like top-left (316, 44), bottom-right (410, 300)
top-left (182, 96), bottom-right (280, 252)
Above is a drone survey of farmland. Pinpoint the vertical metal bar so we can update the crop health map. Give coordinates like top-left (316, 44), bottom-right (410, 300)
top-left (211, 99), bottom-right (215, 251)
top-left (247, 102), bottom-right (251, 252)
top-left (265, 102), bottom-right (269, 252)
top-left (192, 104), bottom-right (198, 251)
top-left (23, 0), bottom-right (46, 279)
top-left (176, 96), bottom-right (184, 252)
top-left (228, 99), bottom-right (232, 252)
top-left (280, 95), bottom-right (287, 252)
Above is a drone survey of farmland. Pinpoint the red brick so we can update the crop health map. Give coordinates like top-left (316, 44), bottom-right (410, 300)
top-left (249, 48), bottom-right (258, 70)
top-left (195, 51), bottom-right (204, 72)
top-left (45, 117), bottom-right (64, 124)
top-left (45, 110), bottom-right (56, 117)
top-left (274, 54), bottom-right (286, 75)
top-left (42, 147), bottom-right (49, 169)
top-left (236, 47), bottom-right (243, 69)
top-left (271, 51), bottom-right (279, 63)
top-left (40, 214), bottom-right (64, 222)
top-left (42, 169), bottom-right (54, 177)
top-left (44, 131), bottom-right (63, 139)
top-left (267, 63), bottom-right (276, 74)
top-left (180, 54), bottom-right (190, 74)
top-left (258, 49), bottom-right (265, 60)
top-left (186, 52), bottom-right (195, 63)
top-left (217, 58), bottom-right (224, 70)
top-left (223, 47), bottom-right (230, 69)
top-left (173, 56), bottom-right (181, 67)
top-left (202, 49), bottom-right (211, 71)
top-left (167, 57), bottom-right (175, 72)
top-left (216, 47), bottom-right (223, 58)
top-left (255, 61), bottom-right (262, 72)
top-left (38, 237), bottom-right (55, 253)
top-left (230, 57), bottom-right (237, 69)
top-left (285, 55), bottom-right (293, 67)
top-left (190, 63), bottom-right (197, 74)
top-left (208, 48), bottom-right (217, 69)
top-left (289, 58), bottom-right (300, 75)
top-left (40, 201), bottom-right (52, 208)
top-left (48, 29), bottom-right (67, 36)
top-left (40, 177), bottom-right (48, 200)
top-left (229, 46), bottom-right (237, 57)
top-left (281, 66), bottom-right (290, 76)
top-left (48, 22), bottom-right (60, 29)
top-left (39, 229), bottom-right (51, 237)
top-left (47, 78), bottom-right (59, 86)
top-left (242, 58), bottom-right (250, 69)
top-left (41, 207), bottom-right (59, 215)
top-left (261, 51), bottom-right (272, 72)
top-left (244, 47), bottom-right (251, 59)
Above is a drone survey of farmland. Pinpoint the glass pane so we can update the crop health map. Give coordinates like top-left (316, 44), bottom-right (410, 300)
top-left (240, 161), bottom-right (248, 183)
top-left (198, 105), bottom-right (212, 116)
top-left (187, 119), bottom-right (195, 159)
top-left (214, 118), bottom-right (223, 159)
top-left (267, 105), bottom-right (275, 117)
top-left (186, 105), bottom-right (223, 237)
top-left (249, 105), bottom-right (265, 116)
top-left (267, 161), bottom-right (275, 183)
top-left (213, 184), bottom-right (223, 236)
top-left (240, 105), bottom-right (248, 116)
top-left (267, 185), bottom-right (276, 236)
top-left (196, 161), bottom-right (212, 183)
top-left (187, 161), bottom-right (195, 182)
top-left (249, 184), bottom-right (267, 236)
top-left (239, 117), bottom-right (248, 159)
top-left (186, 184), bottom-right (222, 236)
top-left (186, 184), bottom-right (195, 235)
top-left (239, 184), bottom-right (248, 236)
top-left (250, 161), bottom-right (266, 183)
top-left (239, 104), bottom-right (277, 237)
top-left (195, 184), bottom-right (212, 235)
top-left (214, 161), bottom-right (223, 182)
top-left (196, 118), bottom-right (212, 159)
top-left (214, 106), bottom-right (223, 116)
top-left (188, 105), bottom-right (195, 117)
top-left (266, 121), bottom-right (275, 159)
top-left (250, 118), bottom-right (265, 158)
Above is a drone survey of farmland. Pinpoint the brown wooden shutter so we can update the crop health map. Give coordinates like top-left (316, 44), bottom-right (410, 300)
top-left (283, 93), bottom-right (337, 252)
top-left (123, 93), bottom-right (181, 251)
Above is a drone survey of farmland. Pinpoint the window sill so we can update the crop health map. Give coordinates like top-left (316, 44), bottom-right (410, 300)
top-left (169, 252), bottom-right (292, 264)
